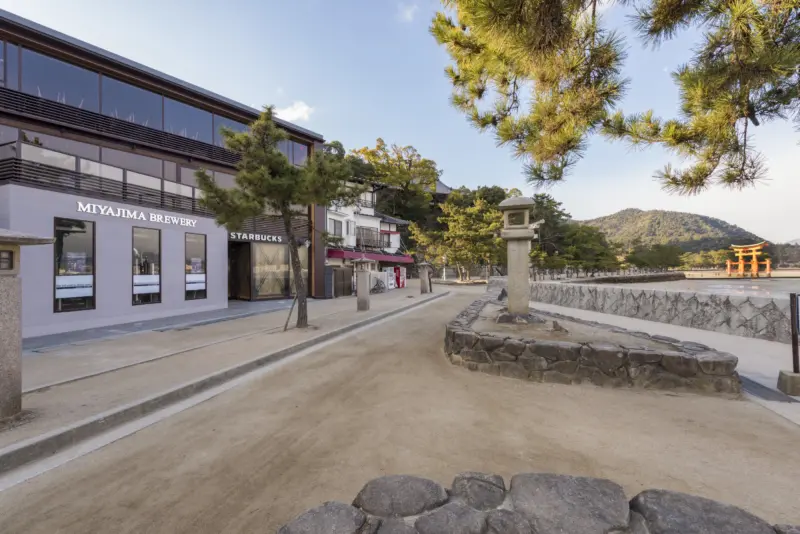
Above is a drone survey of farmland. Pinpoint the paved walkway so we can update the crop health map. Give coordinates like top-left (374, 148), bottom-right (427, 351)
top-left (530, 301), bottom-right (800, 424)
top-left (1, 288), bottom-right (433, 452)
top-left (23, 298), bottom-right (300, 352)
top-left (0, 291), bottom-right (798, 533)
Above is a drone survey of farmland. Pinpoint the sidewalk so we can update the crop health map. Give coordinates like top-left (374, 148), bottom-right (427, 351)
top-left (530, 301), bottom-right (800, 424)
top-left (1, 289), bottom-right (442, 456)
top-left (23, 298), bottom-right (299, 352)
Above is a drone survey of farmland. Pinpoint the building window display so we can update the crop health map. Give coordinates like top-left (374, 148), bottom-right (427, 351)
top-left (54, 218), bottom-right (95, 312)
top-left (185, 233), bottom-right (207, 300)
top-left (21, 48), bottom-right (99, 112)
top-left (132, 227), bottom-right (161, 305)
top-left (253, 243), bottom-right (289, 299)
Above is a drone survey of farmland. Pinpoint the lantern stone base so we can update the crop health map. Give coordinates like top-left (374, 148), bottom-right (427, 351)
top-left (777, 370), bottom-right (800, 396)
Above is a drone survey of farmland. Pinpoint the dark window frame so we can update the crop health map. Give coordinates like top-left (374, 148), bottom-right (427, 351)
top-left (185, 232), bottom-right (208, 301)
top-left (132, 226), bottom-right (162, 306)
top-left (53, 217), bottom-right (96, 313)
top-left (21, 46), bottom-right (100, 113)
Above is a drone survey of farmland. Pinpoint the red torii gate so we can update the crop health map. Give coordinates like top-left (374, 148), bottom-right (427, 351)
top-left (726, 242), bottom-right (771, 277)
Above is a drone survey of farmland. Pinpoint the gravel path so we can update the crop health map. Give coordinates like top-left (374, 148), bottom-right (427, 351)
top-left (0, 291), bottom-right (798, 532)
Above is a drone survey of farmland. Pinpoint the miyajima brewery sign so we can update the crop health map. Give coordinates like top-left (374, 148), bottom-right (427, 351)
top-left (228, 232), bottom-right (284, 243)
top-left (76, 202), bottom-right (198, 227)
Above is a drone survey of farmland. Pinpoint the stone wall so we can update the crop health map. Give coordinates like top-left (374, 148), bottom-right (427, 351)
top-left (563, 272), bottom-right (686, 284)
top-left (530, 280), bottom-right (791, 344)
top-left (444, 288), bottom-right (741, 395)
top-left (278, 472), bottom-right (798, 533)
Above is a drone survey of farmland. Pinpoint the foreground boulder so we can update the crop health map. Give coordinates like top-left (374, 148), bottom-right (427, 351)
top-left (277, 472), bottom-right (795, 533)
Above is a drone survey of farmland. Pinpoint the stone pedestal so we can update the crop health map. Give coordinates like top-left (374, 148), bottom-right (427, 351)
top-left (777, 370), bottom-right (800, 396)
top-left (506, 238), bottom-right (532, 315)
top-left (356, 270), bottom-right (370, 311)
top-left (419, 263), bottom-right (432, 294)
top-left (0, 229), bottom-right (53, 420)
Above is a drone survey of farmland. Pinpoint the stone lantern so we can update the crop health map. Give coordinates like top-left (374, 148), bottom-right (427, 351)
top-left (498, 197), bottom-right (540, 315)
top-left (0, 229), bottom-right (54, 419)
top-left (352, 256), bottom-right (371, 311)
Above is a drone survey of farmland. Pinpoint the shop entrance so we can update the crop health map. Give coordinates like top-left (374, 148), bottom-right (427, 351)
top-left (228, 241), bottom-right (251, 300)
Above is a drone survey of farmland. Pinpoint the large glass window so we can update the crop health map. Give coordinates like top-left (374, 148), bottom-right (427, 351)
top-left (21, 143), bottom-right (76, 171)
top-left (292, 142), bottom-right (309, 166)
top-left (0, 41), bottom-right (5, 84)
top-left (213, 115), bottom-right (248, 147)
top-left (54, 218), bottom-right (95, 312)
top-left (253, 243), bottom-right (289, 298)
top-left (133, 227), bottom-right (161, 305)
top-left (21, 48), bottom-right (99, 112)
top-left (101, 76), bottom-right (163, 129)
top-left (185, 233), bottom-right (207, 300)
top-left (179, 166), bottom-right (198, 187)
top-left (0, 125), bottom-right (18, 145)
top-left (22, 130), bottom-right (99, 160)
top-left (164, 98), bottom-right (212, 143)
top-left (7, 43), bottom-right (19, 90)
top-left (102, 147), bottom-right (162, 177)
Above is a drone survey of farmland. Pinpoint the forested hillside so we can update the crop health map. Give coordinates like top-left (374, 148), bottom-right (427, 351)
top-left (583, 208), bottom-right (763, 252)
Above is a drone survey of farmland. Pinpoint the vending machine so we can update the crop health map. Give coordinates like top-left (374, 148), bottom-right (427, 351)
top-left (382, 267), bottom-right (397, 289)
top-left (394, 266), bottom-right (407, 288)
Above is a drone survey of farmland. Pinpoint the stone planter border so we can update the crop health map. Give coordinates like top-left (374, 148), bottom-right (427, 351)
top-left (444, 282), bottom-right (742, 395)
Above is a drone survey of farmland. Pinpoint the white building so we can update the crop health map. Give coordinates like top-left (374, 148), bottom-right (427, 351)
top-left (325, 185), bottom-right (412, 271)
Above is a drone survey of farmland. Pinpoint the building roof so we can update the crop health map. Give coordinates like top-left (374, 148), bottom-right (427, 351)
top-left (375, 211), bottom-right (410, 226)
top-left (435, 179), bottom-right (452, 195)
top-left (0, 9), bottom-right (324, 142)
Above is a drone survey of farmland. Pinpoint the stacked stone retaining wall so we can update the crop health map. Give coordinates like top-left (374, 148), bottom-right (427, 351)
top-left (530, 280), bottom-right (791, 344)
top-left (278, 472), bottom-right (798, 533)
top-left (445, 284), bottom-right (741, 395)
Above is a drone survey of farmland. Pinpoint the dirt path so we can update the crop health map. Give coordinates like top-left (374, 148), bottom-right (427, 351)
top-left (1, 292), bottom-right (799, 532)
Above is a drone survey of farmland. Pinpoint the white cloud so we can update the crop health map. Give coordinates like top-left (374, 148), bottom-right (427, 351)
top-left (274, 101), bottom-right (315, 122)
top-left (397, 2), bottom-right (419, 22)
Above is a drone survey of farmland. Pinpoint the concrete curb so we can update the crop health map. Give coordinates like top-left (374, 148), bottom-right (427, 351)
top-left (0, 292), bottom-right (449, 476)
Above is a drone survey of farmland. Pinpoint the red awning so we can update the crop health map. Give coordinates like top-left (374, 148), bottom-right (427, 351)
top-left (327, 249), bottom-right (414, 264)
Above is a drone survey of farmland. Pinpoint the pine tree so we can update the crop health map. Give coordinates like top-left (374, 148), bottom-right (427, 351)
top-left (196, 107), bottom-right (360, 328)
top-left (430, 0), bottom-right (628, 185)
top-left (432, 0), bottom-right (799, 193)
top-left (603, 0), bottom-right (799, 193)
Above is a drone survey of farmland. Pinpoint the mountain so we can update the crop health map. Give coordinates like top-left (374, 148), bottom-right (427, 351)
top-left (582, 208), bottom-right (764, 252)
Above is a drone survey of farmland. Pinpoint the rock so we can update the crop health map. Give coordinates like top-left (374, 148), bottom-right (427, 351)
top-left (485, 509), bottom-right (534, 534)
top-left (585, 343), bottom-right (627, 374)
top-left (478, 336), bottom-right (505, 352)
top-left (451, 472), bottom-right (505, 510)
top-left (279, 501), bottom-right (368, 534)
top-left (630, 511), bottom-right (651, 534)
top-left (774, 526), bottom-right (800, 534)
top-left (695, 351), bottom-right (738, 375)
top-left (453, 331), bottom-right (479, 351)
top-left (509, 473), bottom-right (629, 534)
top-left (652, 335), bottom-right (680, 343)
top-left (414, 502), bottom-right (486, 534)
top-left (679, 341), bottom-right (711, 352)
top-left (378, 519), bottom-right (418, 534)
top-left (532, 340), bottom-right (582, 361)
top-left (519, 348), bottom-right (550, 371)
top-left (498, 288), bottom-right (507, 300)
top-left (461, 349), bottom-right (491, 364)
top-left (688, 374), bottom-right (741, 395)
top-left (502, 339), bottom-right (526, 357)
top-left (660, 351), bottom-right (699, 378)
top-left (631, 489), bottom-right (775, 534)
top-left (550, 320), bottom-right (568, 333)
top-left (353, 475), bottom-right (448, 517)
top-left (551, 360), bottom-right (579, 374)
top-left (628, 349), bottom-right (664, 365)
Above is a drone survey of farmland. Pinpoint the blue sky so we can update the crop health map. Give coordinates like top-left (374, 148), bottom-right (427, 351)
top-left (2, 0), bottom-right (798, 241)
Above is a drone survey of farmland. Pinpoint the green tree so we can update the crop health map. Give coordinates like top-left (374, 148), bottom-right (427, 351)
top-left (430, 0), bottom-right (627, 184)
top-left (431, 0), bottom-right (799, 192)
top-left (196, 107), bottom-right (361, 328)
top-left (604, 0), bottom-right (800, 193)
top-left (560, 224), bottom-right (621, 273)
top-left (626, 243), bottom-right (683, 269)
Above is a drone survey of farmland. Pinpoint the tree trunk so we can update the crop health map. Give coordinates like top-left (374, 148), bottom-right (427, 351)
top-left (282, 209), bottom-right (308, 328)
